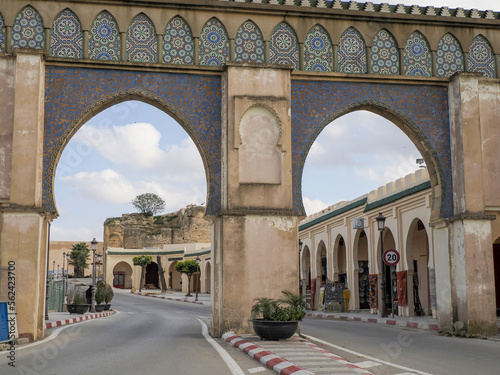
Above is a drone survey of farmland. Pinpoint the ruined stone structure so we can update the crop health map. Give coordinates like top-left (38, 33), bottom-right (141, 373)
top-left (1, 0), bottom-right (500, 341)
top-left (104, 205), bottom-right (211, 249)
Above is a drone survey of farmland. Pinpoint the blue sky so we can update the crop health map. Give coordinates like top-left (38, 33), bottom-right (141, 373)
top-left (50, 0), bottom-right (497, 242)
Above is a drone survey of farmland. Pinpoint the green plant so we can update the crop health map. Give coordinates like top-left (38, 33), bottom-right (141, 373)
top-left (251, 291), bottom-right (306, 322)
top-left (175, 260), bottom-right (200, 297)
top-left (95, 286), bottom-right (106, 305)
top-left (105, 284), bottom-right (114, 304)
top-left (68, 242), bottom-right (90, 278)
top-left (72, 294), bottom-right (87, 305)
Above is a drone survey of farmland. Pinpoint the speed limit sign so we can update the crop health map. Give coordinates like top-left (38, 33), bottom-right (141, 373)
top-left (383, 249), bottom-right (400, 266)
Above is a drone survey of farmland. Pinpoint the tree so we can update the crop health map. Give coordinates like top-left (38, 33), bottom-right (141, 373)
top-left (133, 255), bottom-right (152, 291)
top-left (68, 242), bottom-right (90, 278)
top-left (131, 193), bottom-right (166, 216)
top-left (175, 260), bottom-right (199, 297)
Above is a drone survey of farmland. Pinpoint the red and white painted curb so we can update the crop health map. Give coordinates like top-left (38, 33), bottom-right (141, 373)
top-left (222, 332), bottom-right (313, 375)
top-left (299, 339), bottom-right (374, 375)
top-left (45, 310), bottom-right (115, 329)
top-left (131, 291), bottom-right (205, 305)
top-left (306, 312), bottom-right (439, 331)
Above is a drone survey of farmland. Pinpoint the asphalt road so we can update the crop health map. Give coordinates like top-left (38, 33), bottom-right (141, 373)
top-left (0, 292), bottom-right (273, 375)
top-left (301, 317), bottom-right (500, 375)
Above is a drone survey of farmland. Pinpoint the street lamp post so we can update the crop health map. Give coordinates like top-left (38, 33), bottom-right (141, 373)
top-left (376, 213), bottom-right (388, 318)
top-left (139, 255), bottom-right (145, 292)
top-left (90, 238), bottom-right (98, 313)
top-left (298, 239), bottom-right (303, 297)
top-left (62, 252), bottom-right (66, 277)
top-left (52, 261), bottom-right (55, 278)
top-left (97, 253), bottom-right (103, 282)
top-left (195, 256), bottom-right (201, 301)
top-left (65, 252), bottom-right (70, 303)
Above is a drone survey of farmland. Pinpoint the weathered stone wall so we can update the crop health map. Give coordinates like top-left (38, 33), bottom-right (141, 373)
top-left (103, 205), bottom-right (211, 249)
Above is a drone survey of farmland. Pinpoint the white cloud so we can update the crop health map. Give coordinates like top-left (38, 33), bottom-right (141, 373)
top-left (303, 197), bottom-right (330, 216)
top-left (60, 169), bottom-right (137, 204)
top-left (50, 225), bottom-right (95, 242)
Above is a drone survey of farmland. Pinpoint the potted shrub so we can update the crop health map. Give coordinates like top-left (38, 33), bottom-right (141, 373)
top-left (104, 284), bottom-right (114, 311)
top-left (250, 290), bottom-right (306, 340)
top-left (66, 294), bottom-right (89, 314)
top-left (94, 284), bottom-right (107, 313)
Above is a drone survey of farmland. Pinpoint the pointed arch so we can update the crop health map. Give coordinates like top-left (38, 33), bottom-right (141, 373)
top-left (0, 13), bottom-right (6, 52)
top-left (199, 18), bottom-right (229, 66)
top-left (269, 22), bottom-right (299, 69)
top-left (163, 16), bottom-right (194, 65)
top-left (234, 20), bottom-right (265, 64)
top-left (50, 9), bottom-right (83, 58)
top-left (337, 27), bottom-right (367, 73)
top-left (404, 31), bottom-right (432, 76)
top-left (89, 10), bottom-right (121, 61)
top-left (11, 6), bottom-right (45, 50)
top-left (126, 13), bottom-right (157, 63)
top-left (436, 33), bottom-right (464, 78)
top-left (371, 29), bottom-right (399, 75)
top-left (468, 35), bottom-right (495, 78)
top-left (303, 24), bottom-right (333, 72)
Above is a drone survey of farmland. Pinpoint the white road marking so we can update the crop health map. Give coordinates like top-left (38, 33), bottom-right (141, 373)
top-left (196, 318), bottom-right (245, 375)
top-left (304, 334), bottom-right (433, 375)
top-left (355, 360), bottom-right (383, 368)
top-left (248, 367), bottom-right (268, 373)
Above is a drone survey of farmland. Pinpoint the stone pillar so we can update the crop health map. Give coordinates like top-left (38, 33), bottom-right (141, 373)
top-left (212, 64), bottom-right (300, 337)
top-left (447, 73), bottom-right (497, 336)
top-left (0, 51), bottom-right (49, 341)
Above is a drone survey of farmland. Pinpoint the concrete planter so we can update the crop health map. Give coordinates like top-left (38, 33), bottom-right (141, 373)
top-left (250, 319), bottom-right (298, 340)
top-left (66, 304), bottom-right (89, 314)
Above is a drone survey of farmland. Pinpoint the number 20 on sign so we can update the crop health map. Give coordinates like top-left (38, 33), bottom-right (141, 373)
top-left (383, 249), bottom-right (400, 266)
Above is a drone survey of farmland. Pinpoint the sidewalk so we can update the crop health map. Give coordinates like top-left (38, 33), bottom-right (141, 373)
top-left (45, 310), bottom-right (115, 330)
top-left (307, 310), bottom-right (439, 332)
top-left (121, 288), bottom-right (212, 306)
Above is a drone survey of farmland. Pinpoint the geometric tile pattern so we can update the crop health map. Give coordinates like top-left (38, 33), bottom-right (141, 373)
top-left (234, 20), bottom-right (265, 64)
top-left (0, 13), bottom-right (5, 52)
top-left (11, 6), bottom-right (45, 50)
top-left (291, 80), bottom-right (452, 218)
top-left (303, 24), bottom-right (333, 72)
top-left (126, 13), bottom-right (157, 63)
top-left (468, 35), bottom-right (495, 78)
top-left (337, 27), bottom-right (367, 73)
top-left (43, 67), bottom-right (222, 216)
top-left (371, 29), bottom-right (399, 75)
top-left (89, 11), bottom-right (121, 61)
top-left (404, 31), bottom-right (432, 76)
top-left (436, 33), bottom-right (463, 78)
top-left (269, 22), bottom-right (299, 69)
top-left (50, 9), bottom-right (83, 58)
top-left (163, 16), bottom-right (194, 65)
top-left (199, 18), bottom-right (229, 66)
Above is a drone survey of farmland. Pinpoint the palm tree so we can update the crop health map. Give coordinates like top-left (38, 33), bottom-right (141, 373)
top-left (251, 297), bottom-right (278, 321)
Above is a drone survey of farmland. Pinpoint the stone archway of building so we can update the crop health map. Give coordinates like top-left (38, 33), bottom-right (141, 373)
top-left (379, 229), bottom-right (397, 315)
top-left (168, 261), bottom-right (182, 291)
top-left (301, 246), bottom-right (312, 307)
top-left (493, 240), bottom-right (500, 315)
top-left (406, 219), bottom-right (431, 316)
top-left (204, 261), bottom-right (211, 294)
top-left (314, 241), bottom-right (327, 310)
top-left (333, 235), bottom-right (347, 284)
top-left (113, 261), bottom-right (133, 289)
top-left (145, 261), bottom-right (159, 288)
top-left (353, 230), bottom-right (369, 310)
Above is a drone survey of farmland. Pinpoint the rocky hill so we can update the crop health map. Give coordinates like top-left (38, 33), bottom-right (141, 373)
top-left (104, 204), bottom-right (210, 249)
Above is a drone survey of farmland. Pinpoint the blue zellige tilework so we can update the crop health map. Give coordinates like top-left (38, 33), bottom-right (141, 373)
top-left (44, 67), bottom-right (221, 215)
top-left (291, 80), bottom-right (452, 218)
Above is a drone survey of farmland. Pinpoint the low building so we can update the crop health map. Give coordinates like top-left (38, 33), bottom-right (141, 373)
top-left (299, 169), bottom-right (435, 318)
top-left (49, 241), bottom-right (104, 278)
top-left (105, 243), bottom-right (211, 295)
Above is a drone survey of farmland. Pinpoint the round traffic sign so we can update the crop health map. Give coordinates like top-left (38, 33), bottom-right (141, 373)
top-left (383, 249), bottom-right (400, 266)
